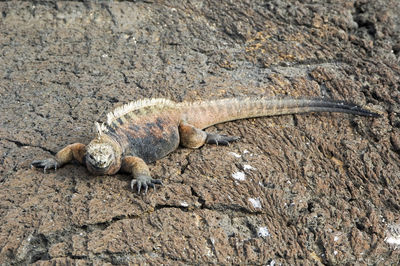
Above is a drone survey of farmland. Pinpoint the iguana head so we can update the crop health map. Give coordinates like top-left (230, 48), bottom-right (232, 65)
top-left (86, 142), bottom-right (115, 171)
top-left (85, 125), bottom-right (122, 175)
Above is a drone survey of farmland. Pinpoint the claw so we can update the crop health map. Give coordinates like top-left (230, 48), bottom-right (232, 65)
top-left (31, 158), bottom-right (59, 173)
top-left (131, 175), bottom-right (162, 194)
top-left (131, 179), bottom-right (137, 190)
top-left (151, 179), bottom-right (163, 185)
top-left (148, 183), bottom-right (155, 192)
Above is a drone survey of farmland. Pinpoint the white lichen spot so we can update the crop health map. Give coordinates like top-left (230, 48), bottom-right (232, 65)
top-left (232, 171), bottom-right (246, 181)
top-left (243, 164), bottom-right (256, 170)
top-left (269, 260), bottom-right (276, 266)
top-left (229, 152), bottom-right (242, 158)
top-left (334, 236), bottom-right (339, 242)
top-left (257, 226), bottom-right (270, 238)
top-left (385, 223), bottom-right (400, 249)
top-left (210, 237), bottom-right (215, 245)
top-left (243, 149), bottom-right (249, 154)
top-left (333, 250), bottom-right (338, 256)
top-left (385, 236), bottom-right (400, 247)
top-left (180, 201), bottom-right (189, 207)
top-left (249, 197), bottom-right (262, 209)
top-left (205, 237), bottom-right (215, 257)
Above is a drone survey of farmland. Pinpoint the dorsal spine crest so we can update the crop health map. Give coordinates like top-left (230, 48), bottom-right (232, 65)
top-left (94, 122), bottom-right (108, 138)
top-left (106, 98), bottom-right (175, 125)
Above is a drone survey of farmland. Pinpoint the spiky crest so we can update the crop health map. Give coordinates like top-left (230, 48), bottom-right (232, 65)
top-left (94, 122), bottom-right (108, 138)
top-left (106, 98), bottom-right (175, 125)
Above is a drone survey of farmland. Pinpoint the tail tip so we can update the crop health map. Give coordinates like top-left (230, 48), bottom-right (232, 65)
top-left (362, 109), bottom-right (382, 118)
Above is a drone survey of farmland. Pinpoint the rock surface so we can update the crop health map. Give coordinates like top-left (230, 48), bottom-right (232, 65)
top-left (1, 1), bottom-right (399, 264)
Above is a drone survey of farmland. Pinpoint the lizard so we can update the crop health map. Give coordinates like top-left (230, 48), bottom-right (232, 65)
top-left (31, 96), bottom-right (380, 193)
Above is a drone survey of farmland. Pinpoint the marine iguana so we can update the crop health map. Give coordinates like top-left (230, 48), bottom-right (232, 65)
top-left (31, 96), bottom-right (380, 193)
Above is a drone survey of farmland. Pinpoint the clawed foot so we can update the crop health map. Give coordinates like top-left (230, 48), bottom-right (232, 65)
top-left (31, 158), bottom-right (59, 173)
top-left (206, 133), bottom-right (240, 146)
top-left (131, 175), bottom-right (162, 194)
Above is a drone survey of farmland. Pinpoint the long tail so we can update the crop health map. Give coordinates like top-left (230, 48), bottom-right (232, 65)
top-left (179, 96), bottom-right (380, 129)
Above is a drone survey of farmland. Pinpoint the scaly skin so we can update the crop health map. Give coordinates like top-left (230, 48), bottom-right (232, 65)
top-left (32, 96), bottom-right (380, 193)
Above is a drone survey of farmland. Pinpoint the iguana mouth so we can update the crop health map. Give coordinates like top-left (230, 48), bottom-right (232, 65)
top-left (86, 162), bottom-right (111, 175)
top-left (94, 161), bottom-right (111, 168)
top-left (94, 164), bottom-right (109, 169)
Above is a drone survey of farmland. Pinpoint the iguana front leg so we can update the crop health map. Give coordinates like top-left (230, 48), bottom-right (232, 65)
top-left (121, 156), bottom-right (162, 194)
top-left (31, 143), bottom-right (86, 173)
top-left (179, 121), bottom-right (239, 148)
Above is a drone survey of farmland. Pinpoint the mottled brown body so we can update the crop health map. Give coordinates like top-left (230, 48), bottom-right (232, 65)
top-left (32, 96), bottom-right (380, 193)
top-left (106, 110), bottom-right (181, 163)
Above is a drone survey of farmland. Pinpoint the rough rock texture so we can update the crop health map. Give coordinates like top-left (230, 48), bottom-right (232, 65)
top-left (1, 1), bottom-right (399, 265)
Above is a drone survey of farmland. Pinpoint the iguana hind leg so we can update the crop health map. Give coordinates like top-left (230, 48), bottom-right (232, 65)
top-left (179, 121), bottom-right (239, 148)
top-left (121, 156), bottom-right (162, 194)
top-left (31, 143), bottom-right (86, 173)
